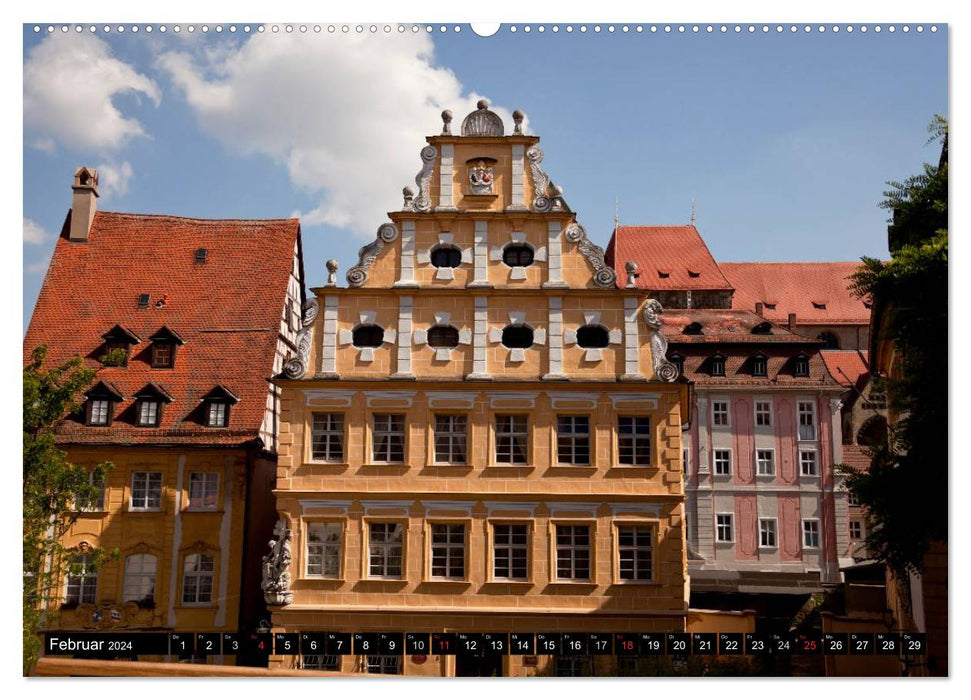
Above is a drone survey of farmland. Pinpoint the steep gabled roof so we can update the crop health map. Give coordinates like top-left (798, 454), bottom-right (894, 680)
top-left (24, 211), bottom-right (301, 446)
top-left (605, 225), bottom-right (734, 291)
top-left (721, 262), bottom-right (869, 325)
top-left (821, 350), bottom-right (870, 388)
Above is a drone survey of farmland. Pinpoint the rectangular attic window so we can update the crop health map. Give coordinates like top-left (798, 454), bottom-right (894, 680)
top-left (195, 248), bottom-right (208, 262)
top-left (137, 293), bottom-right (150, 309)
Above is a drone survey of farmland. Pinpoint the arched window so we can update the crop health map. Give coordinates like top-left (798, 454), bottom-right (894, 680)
top-left (501, 325), bottom-right (534, 349)
top-left (352, 325), bottom-right (385, 348)
top-left (427, 326), bottom-right (460, 348)
top-left (817, 331), bottom-right (840, 349)
top-left (502, 245), bottom-right (534, 267)
top-left (576, 325), bottom-right (609, 348)
top-left (857, 415), bottom-right (889, 448)
top-left (683, 321), bottom-right (703, 336)
top-left (430, 246), bottom-right (462, 269)
top-left (752, 321), bottom-right (772, 335)
top-left (122, 554), bottom-right (157, 606)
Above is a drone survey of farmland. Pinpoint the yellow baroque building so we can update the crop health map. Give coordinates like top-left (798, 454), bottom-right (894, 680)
top-left (270, 102), bottom-right (690, 677)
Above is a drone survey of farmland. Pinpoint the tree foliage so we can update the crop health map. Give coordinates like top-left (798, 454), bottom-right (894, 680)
top-left (843, 116), bottom-right (948, 577)
top-left (23, 346), bottom-right (114, 675)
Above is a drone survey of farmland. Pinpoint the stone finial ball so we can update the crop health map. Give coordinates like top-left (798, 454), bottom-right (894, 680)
top-left (477, 98), bottom-right (489, 109)
top-left (442, 109), bottom-right (453, 122)
top-left (513, 109), bottom-right (524, 121)
top-left (326, 259), bottom-right (339, 272)
top-left (403, 185), bottom-right (417, 196)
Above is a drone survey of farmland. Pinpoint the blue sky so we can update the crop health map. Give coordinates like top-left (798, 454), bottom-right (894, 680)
top-left (21, 23), bottom-right (947, 329)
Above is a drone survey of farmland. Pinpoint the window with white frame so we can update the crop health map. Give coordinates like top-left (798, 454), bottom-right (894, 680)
top-left (713, 450), bottom-right (732, 476)
top-left (372, 414), bottom-right (405, 463)
top-left (754, 401), bottom-right (772, 427)
top-left (495, 414), bottom-right (528, 464)
top-left (555, 525), bottom-right (591, 581)
top-left (557, 415), bottom-right (591, 465)
top-left (712, 401), bottom-right (730, 426)
top-left (802, 520), bottom-right (820, 549)
top-left (207, 401), bottom-right (228, 427)
top-left (181, 553), bottom-right (215, 604)
top-left (130, 472), bottom-right (162, 510)
top-left (307, 522), bottom-right (342, 578)
top-left (188, 472), bottom-right (219, 509)
top-left (311, 413), bottom-right (344, 462)
top-left (493, 524), bottom-right (528, 580)
top-left (365, 655), bottom-right (401, 675)
top-left (433, 414), bottom-right (467, 464)
top-left (716, 514), bottom-right (734, 543)
top-left (849, 520), bottom-right (863, 540)
top-left (430, 523), bottom-right (466, 579)
top-left (88, 399), bottom-right (110, 426)
top-left (847, 491), bottom-right (861, 507)
top-left (759, 519), bottom-right (778, 548)
top-left (756, 449), bottom-right (775, 476)
top-left (368, 522), bottom-right (404, 578)
top-left (618, 416), bottom-right (651, 466)
top-left (64, 553), bottom-right (97, 605)
top-left (617, 525), bottom-right (653, 581)
top-left (78, 470), bottom-right (105, 511)
top-left (137, 400), bottom-right (160, 427)
top-left (122, 553), bottom-right (157, 605)
top-left (800, 450), bottom-right (819, 476)
top-left (797, 401), bottom-right (817, 440)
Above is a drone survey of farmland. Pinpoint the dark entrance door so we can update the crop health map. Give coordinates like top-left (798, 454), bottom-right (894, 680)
top-left (455, 650), bottom-right (503, 677)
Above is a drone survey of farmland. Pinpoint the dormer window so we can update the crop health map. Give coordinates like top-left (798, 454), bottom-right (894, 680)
top-left (751, 354), bottom-right (768, 377)
top-left (657, 270), bottom-right (671, 279)
top-left (430, 246), bottom-right (462, 269)
top-left (352, 324), bottom-right (385, 348)
top-left (100, 325), bottom-right (141, 366)
top-left (793, 353), bottom-right (810, 377)
top-left (683, 321), bottom-right (703, 336)
top-left (687, 270), bottom-right (701, 278)
top-left (134, 383), bottom-right (173, 427)
top-left (709, 354), bottom-right (726, 377)
top-left (811, 300), bottom-right (827, 310)
top-left (502, 245), bottom-right (534, 268)
top-left (148, 326), bottom-right (185, 368)
top-left (201, 386), bottom-right (239, 428)
top-left (751, 321), bottom-right (772, 335)
top-left (668, 352), bottom-right (685, 376)
top-left (763, 302), bottom-right (777, 310)
top-left (85, 381), bottom-right (123, 426)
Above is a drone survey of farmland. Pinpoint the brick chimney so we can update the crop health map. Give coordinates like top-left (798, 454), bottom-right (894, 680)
top-left (787, 312), bottom-right (797, 330)
top-left (755, 302), bottom-right (764, 317)
top-left (69, 166), bottom-right (99, 242)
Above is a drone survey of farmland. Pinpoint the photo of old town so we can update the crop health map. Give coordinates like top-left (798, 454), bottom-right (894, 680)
top-left (22, 20), bottom-right (948, 679)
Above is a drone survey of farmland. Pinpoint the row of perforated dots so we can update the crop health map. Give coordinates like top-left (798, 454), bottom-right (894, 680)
top-left (33, 24), bottom-right (939, 35)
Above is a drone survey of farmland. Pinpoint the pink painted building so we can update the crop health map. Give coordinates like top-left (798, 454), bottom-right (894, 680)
top-left (662, 310), bottom-right (848, 598)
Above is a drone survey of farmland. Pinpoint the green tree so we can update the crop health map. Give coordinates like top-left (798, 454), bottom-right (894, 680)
top-left (23, 346), bottom-right (114, 675)
top-left (843, 116), bottom-right (948, 577)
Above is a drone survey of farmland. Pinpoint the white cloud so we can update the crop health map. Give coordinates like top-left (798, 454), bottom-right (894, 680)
top-left (25, 260), bottom-right (50, 275)
top-left (23, 218), bottom-right (48, 245)
top-left (24, 33), bottom-right (161, 152)
top-left (96, 161), bottom-right (134, 200)
top-left (158, 33), bottom-right (523, 236)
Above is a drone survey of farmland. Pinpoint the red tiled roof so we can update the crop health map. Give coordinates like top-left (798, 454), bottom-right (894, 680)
top-left (721, 262), bottom-right (870, 325)
top-left (605, 225), bottom-right (734, 291)
top-left (660, 309), bottom-right (816, 344)
top-left (670, 346), bottom-right (839, 388)
top-left (821, 350), bottom-right (870, 388)
top-left (24, 211), bottom-right (300, 446)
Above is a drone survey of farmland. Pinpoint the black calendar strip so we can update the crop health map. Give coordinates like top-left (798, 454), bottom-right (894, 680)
top-left (44, 631), bottom-right (927, 657)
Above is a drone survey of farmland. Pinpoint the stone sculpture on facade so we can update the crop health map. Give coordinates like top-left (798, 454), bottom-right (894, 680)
top-left (261, 518), bottom-right (294, 606)
top-left (282, 298), bottom-right (319, 380)
top-left (347, 223), bottom-right (399, 287)
top-left (643, 298), bottom-right (680, 382)
top-left (563, 222), bottom-right (617, 289)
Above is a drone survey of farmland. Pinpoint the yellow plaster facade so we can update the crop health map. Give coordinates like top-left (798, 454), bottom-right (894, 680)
top-left (271, 102), bottom-right (689, 676)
